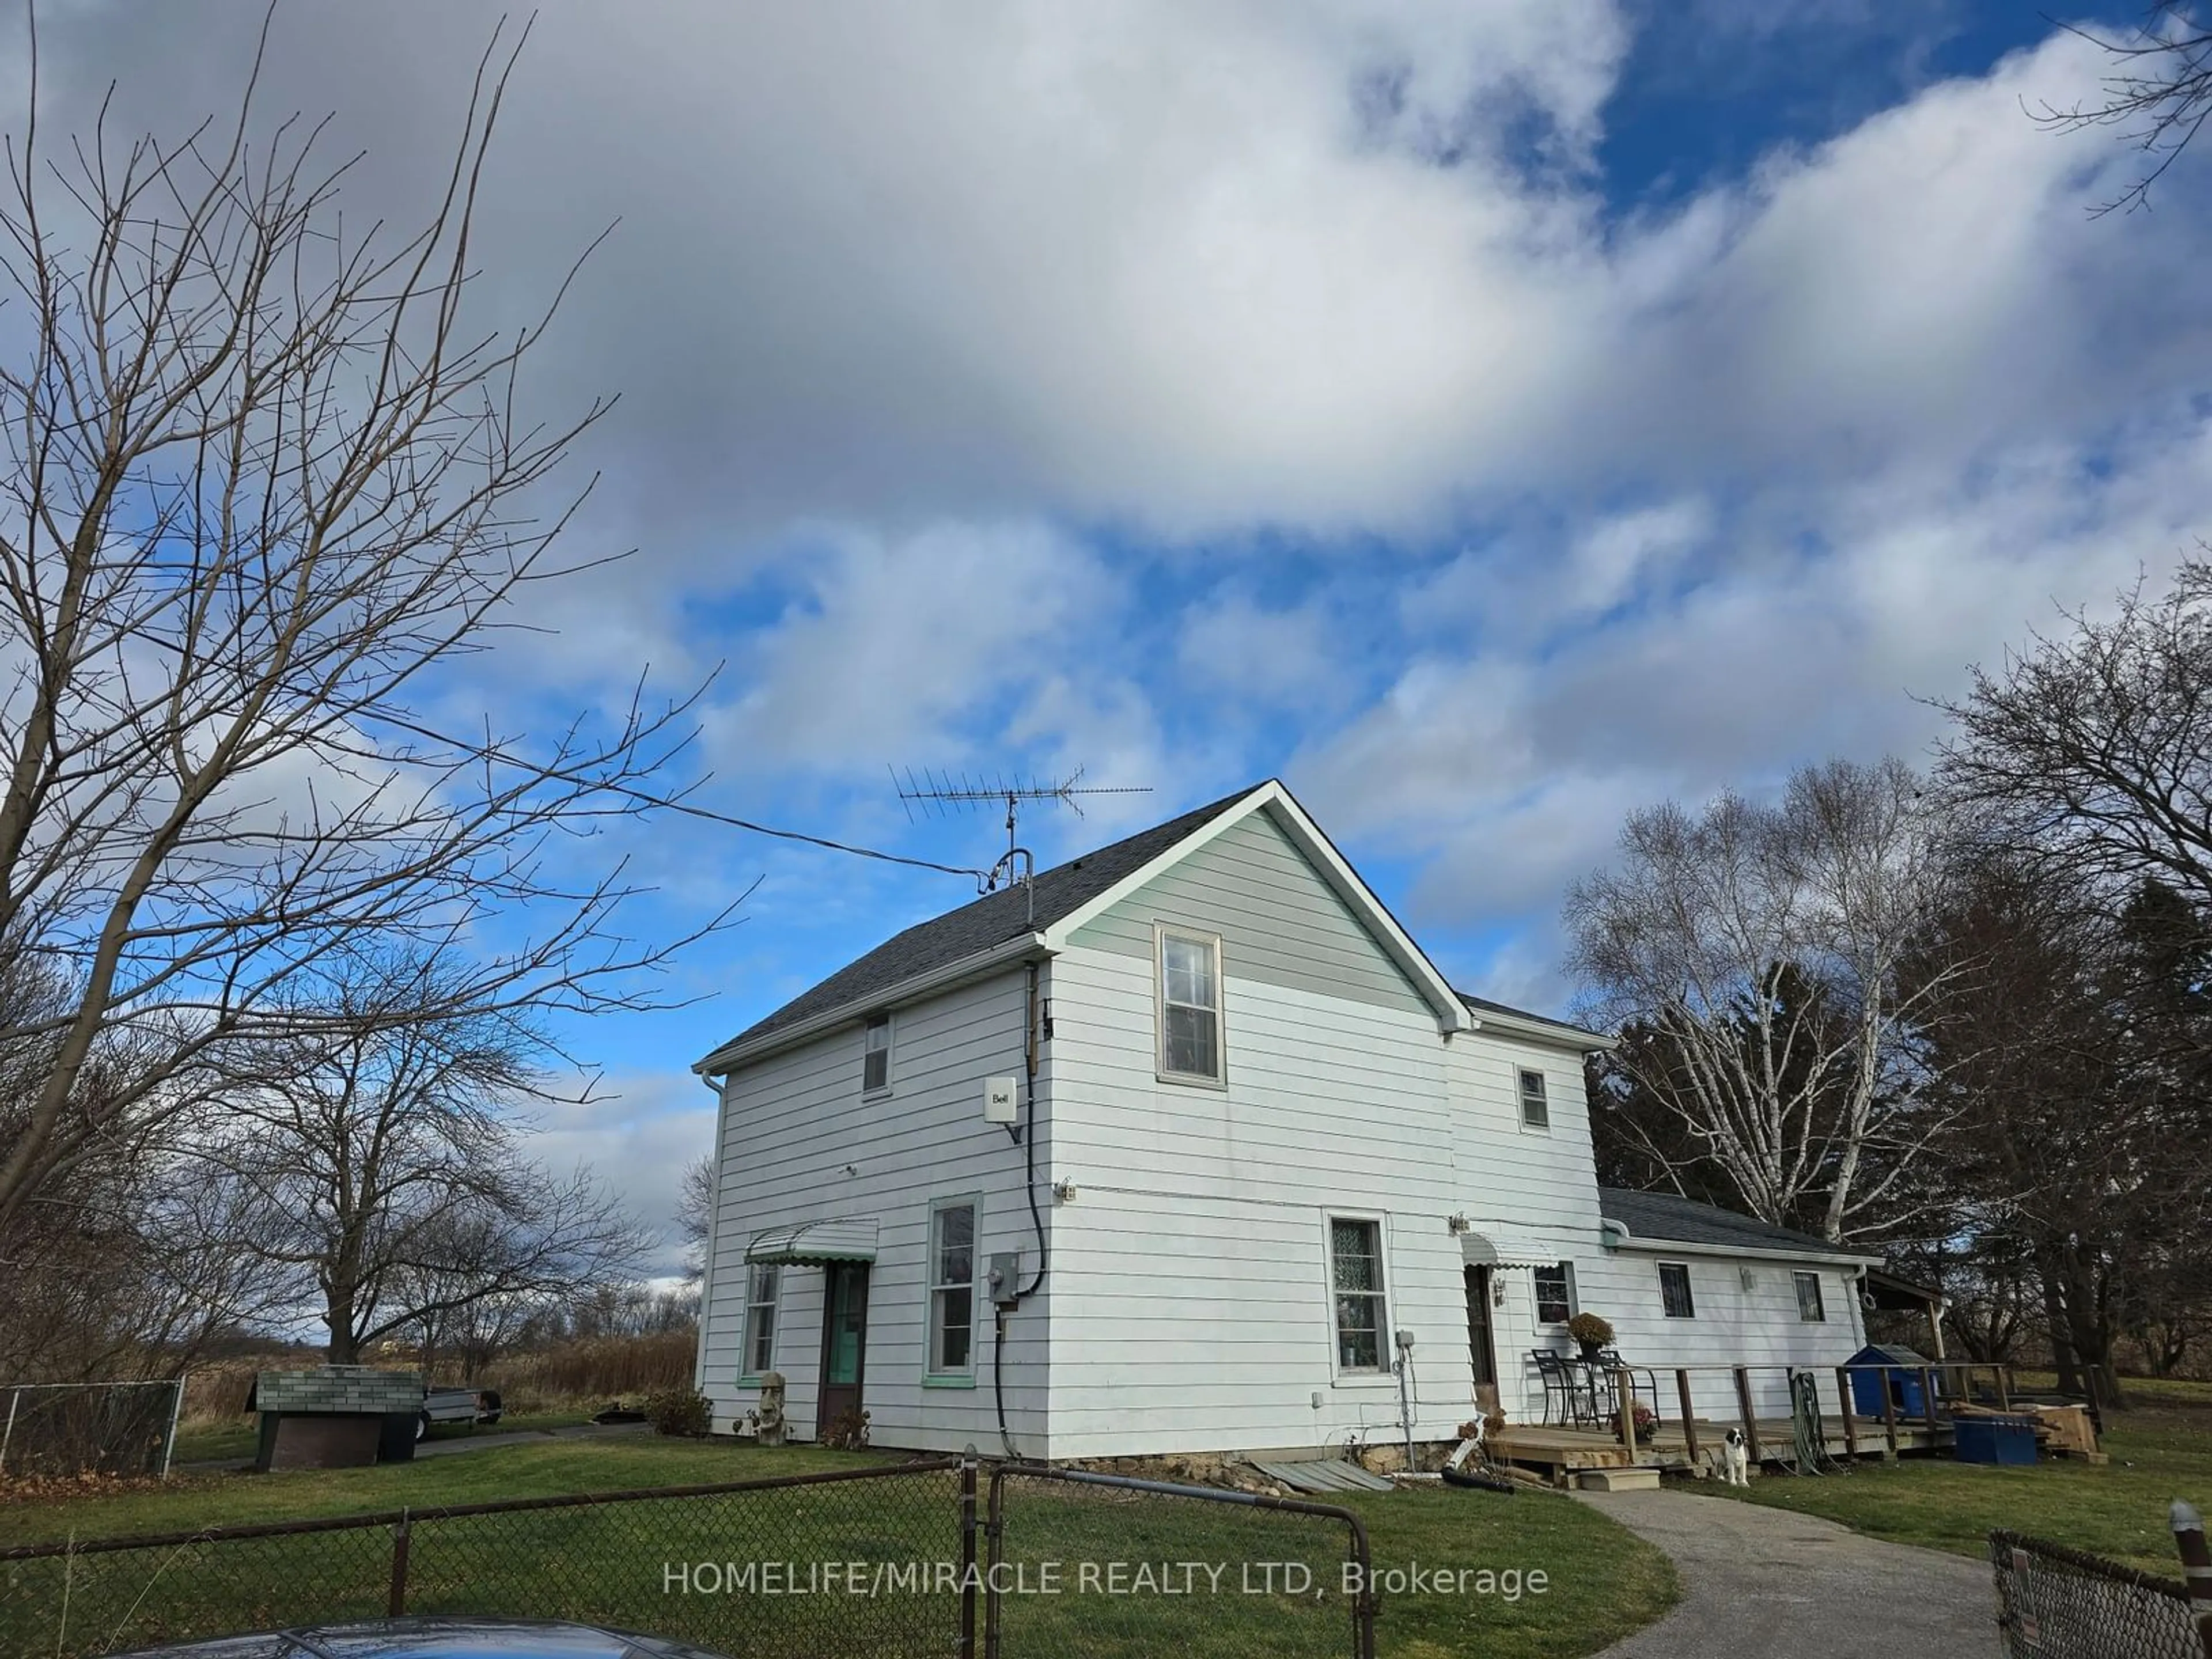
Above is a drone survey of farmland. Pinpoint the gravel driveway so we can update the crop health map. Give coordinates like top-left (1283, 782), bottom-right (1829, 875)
top-left (1578, 1487), bottom-right (2001, 1657)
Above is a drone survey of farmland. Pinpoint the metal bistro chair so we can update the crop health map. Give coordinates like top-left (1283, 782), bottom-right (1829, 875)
top-left (1596, 1349), bottom-right (1663, 1428)
top-left (1532, 1350), bottom-right (1599, 1427)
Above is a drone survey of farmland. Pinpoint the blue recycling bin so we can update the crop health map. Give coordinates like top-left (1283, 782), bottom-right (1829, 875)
top-left (1953, 1414), bottom-right (2037, 1465)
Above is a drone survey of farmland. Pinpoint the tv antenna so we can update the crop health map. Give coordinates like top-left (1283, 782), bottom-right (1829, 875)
top-left (892, 766), bottom-right (1153, 915)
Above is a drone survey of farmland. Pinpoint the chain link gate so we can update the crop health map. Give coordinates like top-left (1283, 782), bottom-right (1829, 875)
top-left (982, 1463), bottom-right (1377, 1659)
top-left (1990, 1530), bottom-right (2205, 1659)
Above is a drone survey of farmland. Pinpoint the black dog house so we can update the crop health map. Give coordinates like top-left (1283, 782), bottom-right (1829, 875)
top-left (1847, 1343), bottom-right (1934, 1420)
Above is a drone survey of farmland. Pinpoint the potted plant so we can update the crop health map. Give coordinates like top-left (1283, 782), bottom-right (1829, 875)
top-left (1566, 1311), bottom-right (1613, 1361)
top-left (1615, 1402), bottom-right (1657, 1446)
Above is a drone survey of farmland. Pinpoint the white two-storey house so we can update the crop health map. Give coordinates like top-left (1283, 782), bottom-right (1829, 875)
top-left (691, 781), bottom-right (1881, 1459)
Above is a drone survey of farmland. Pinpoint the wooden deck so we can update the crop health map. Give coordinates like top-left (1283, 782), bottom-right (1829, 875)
top-left (1491, 1414), bottom-right (1952, 1480)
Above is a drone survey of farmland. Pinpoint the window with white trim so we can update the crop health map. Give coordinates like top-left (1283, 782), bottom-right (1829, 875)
top-left (1658, 1262), bottom-right (1696, 1319)
top-left (927, 1200), bottom-right (977, 1376)
top-left (1794, 1271), bottom-right (1826, 1323)
top-left (1157, 926), bottom-right (1224, 1082)
top-left (1533, 1260), bottom-right (1577, 1325)
top-left (1517, 1068), bottom-right (1550, 1130)
top-left (862, 1014), bottom-right (892, 1094)
top-left (1328, 1217), bottom-right (1388, 1372)
top-left (741, 1265), bottom-right (779, 1377)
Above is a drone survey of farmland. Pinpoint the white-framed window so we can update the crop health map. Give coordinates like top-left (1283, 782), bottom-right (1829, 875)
top-left (1327, 1217), bottom-right (1388, 1373)
top-left (1517, 1068), bottom-right (1550, 1130)
top-left (862, 1014), bottom-right (892, 1094)
top-left (1794, 1271), bottom-right (1826, 1323)
top-left (1155, 924), bottom-right (1225, 1083)
top-left (1533, 1260), bottom-right (1577, 1326)
top-left (1658, 1262), bottom-right (1696, 1319)
top-left (927, 1198), bottom-right (978, 1377)
top-left (741, 1264), bottom-right (779, 1377)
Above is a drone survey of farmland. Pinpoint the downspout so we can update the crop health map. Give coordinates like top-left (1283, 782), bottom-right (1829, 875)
top-left (994, 960), bottom-right (1050, 1459)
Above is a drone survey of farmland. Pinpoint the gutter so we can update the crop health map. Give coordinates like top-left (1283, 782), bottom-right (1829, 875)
top-left (693, 932), bottom-right (1051, 1078)
top-left (1599, 1222), bottom-right (1881, 1270)
top-left (1457, 1002), bottom-right (1618, 1055)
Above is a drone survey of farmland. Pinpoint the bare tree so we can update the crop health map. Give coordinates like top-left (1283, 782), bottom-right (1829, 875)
top-left (0, 13), bottom-right (726, 1240)
top-left (1566, 758), bottom-right (1961, 1240)
top-left (207, 953), bottom-right (649, 1363)
top-left (675, 1152), bottom-right (715, 1282)
top-left (1937, 562), bottom-right (2212, 927)
top-left (2033, 5), bottom-right (2212, 214)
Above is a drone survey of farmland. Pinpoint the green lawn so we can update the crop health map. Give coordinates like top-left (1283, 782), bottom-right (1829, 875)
top-left (0, 1436), bottom-right (1675, 1659)
top-left (1709, 1391), bottom-right (2212, 1577)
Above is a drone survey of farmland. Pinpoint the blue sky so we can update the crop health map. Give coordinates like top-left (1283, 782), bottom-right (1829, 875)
top-left (17, 1), bottom-right (2210, 1269)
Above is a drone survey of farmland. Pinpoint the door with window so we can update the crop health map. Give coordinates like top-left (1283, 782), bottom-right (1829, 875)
top-left (1464, 1265), bottom-right (1498, 1403)
top-left (817, 1263), bottom-right (870, 1431)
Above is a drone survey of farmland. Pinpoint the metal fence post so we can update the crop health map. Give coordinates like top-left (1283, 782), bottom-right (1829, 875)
top-left (0, 1387), bottom-right (17, 1480)
top-left (958, 1446), bottom-right (979, 1659)
top-left (160, 1377), bottom-right (185, 1479)
top-left (2175, 1501), bottom-right (2212, 1659)
top-left (983, 1465), bottom-right (1007, 1659)
top-left (388, 1509), bottom-right (411, 1616)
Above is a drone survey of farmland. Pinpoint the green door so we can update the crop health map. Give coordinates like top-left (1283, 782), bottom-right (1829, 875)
top-left (819, 1263), bottom-right (869, 1431)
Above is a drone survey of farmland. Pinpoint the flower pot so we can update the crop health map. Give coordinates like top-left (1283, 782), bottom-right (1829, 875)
top-left (1578, 1339), bottom-right (1604, 1363)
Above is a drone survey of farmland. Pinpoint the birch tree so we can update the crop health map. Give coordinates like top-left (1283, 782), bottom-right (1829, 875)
top-left (1565, 757), bottom-right (1960, 1241)
top-left (0, 17), bottom-right (722, 1236)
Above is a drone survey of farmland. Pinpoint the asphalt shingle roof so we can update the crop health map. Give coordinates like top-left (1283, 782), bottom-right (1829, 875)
top-left (1597, 1187), bottom-right (1873, 1258)
top-left (1455, 991), bottom-right (1608, 1043)
top-left (698, 784), bottom-right (1263, 1066)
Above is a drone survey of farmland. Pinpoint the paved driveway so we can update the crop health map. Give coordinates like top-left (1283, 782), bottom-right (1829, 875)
top-left (1578, 1487), bottom-right (1999, 1657)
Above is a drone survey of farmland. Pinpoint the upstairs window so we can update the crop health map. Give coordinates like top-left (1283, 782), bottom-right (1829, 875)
top-left (1534, 1261), bottom-right (1577, 1325)
top-left (928, 1200), bottom-right (976, 1376)
top-left (862, 1014), bottom-right (892, 1094)
top-left (1328, 1218), bottom-right (1387, 1373)
top-left (1517, 1068), bottom-right (1550, 1130)
top-left (1659, 1262), bottom-right (1696, 1319)
top-left (1156, 926), bottom-right (1224, 1082)
top-left (742, 1266), bottom-right (779, 1377)
top-left (1794, 1271), bottom-right (1827, 1323)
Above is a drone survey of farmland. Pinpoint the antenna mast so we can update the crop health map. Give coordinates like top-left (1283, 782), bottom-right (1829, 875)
top-left (892, 767), bottom-right (1153, 921)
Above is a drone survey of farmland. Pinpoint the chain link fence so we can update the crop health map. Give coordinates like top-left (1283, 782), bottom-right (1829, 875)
top-left (1989, 1529), bottom-right (2203, 1659)
top-left (2, 1460), bottom-right (966, 1658)
top-left (983, 1464), bottom-right (1374, 1659)
top-left (0, 1380), bottom-right (182, 1479)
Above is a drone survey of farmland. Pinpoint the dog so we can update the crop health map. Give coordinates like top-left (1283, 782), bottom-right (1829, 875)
top-left (1717, 1425), bottom-right (1751, 1487)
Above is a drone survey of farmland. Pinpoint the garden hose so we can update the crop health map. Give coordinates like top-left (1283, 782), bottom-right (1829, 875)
top-left (1788, 1369), bottom-right (1836, 1475)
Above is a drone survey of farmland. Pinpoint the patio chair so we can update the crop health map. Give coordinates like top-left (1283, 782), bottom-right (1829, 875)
top-left (1531, 1350), bottom-right (1597, 1426)
top-left (1596, 1350), bottom-right (1663, 1427)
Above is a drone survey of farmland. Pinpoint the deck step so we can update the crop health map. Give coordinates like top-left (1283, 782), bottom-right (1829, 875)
top-left (1575, 1466), bottom-right (1662, 1493)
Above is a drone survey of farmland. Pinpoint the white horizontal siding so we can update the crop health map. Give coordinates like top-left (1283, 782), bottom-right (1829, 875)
top-left (701, 967), bottom-right (1052, 1453)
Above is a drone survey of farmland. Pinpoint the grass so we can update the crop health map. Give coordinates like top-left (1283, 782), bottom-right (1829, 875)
top-left (0, 1435), bottom-right (1676, 1658)
top-left (1706, 1384), bottom-right (2212, 1577)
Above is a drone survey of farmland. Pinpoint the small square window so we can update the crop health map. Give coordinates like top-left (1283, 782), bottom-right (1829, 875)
top-left (1794, 1271), bottom-right (1826, 1323)
top-left (862, 1014), bottom-right (892, 1094)
top-left (1517, 1069), bottom-right (1550, 1130)
top-left (1533, 1261), bottom-right (1576, 1325)
top-left (1658, 1262), bottom-right (1696, 1319)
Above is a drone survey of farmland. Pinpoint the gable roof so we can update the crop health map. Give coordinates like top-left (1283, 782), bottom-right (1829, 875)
top-left (694, 778), bottom-right (1475, 1075)
top-left (1597, 1187), bottom-right (1881, 1263)
top-left (694, 785), bottom-right (1259, 1073)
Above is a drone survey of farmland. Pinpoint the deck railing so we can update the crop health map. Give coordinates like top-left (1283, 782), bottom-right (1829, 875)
top-left (1520, 1358), bottom-right (2027, 1463)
